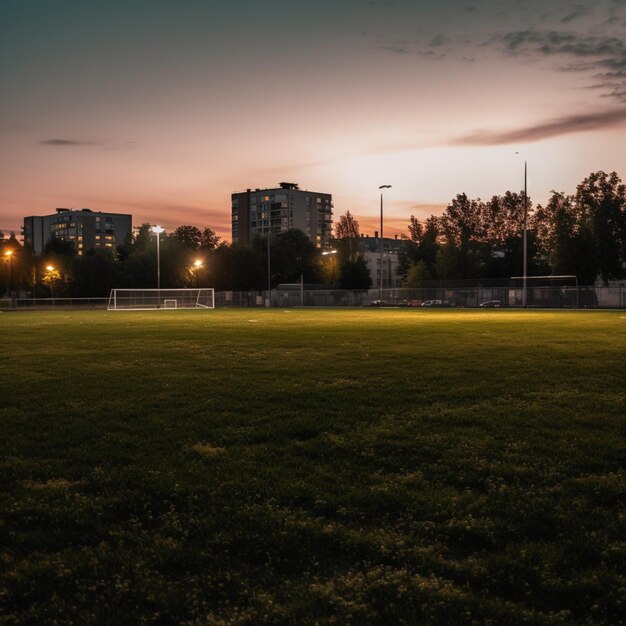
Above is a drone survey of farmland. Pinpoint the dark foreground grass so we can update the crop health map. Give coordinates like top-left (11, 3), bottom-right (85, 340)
top-left (0, 309), bottom-right (625, 625)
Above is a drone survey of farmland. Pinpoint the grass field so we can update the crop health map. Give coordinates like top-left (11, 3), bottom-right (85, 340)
top-left (1, 309), bottom-right (625, 625)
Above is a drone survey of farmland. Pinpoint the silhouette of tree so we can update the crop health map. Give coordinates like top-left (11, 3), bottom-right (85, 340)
top-left (533, 192), bottom-right (599, 285)
top-left (333, 211), bottom-right (361, 264)
top-left (339, 257), bottom-right (371, 289)
top-left (171, 225), bottom-right (203, 249)
top-left (575, 171), bottom-right (626, 283)
top-left (200, 227), bottom-right (221, 250)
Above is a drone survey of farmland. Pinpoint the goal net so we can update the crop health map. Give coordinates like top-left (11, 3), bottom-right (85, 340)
top-left (107, 288), bottom-right (215, 310)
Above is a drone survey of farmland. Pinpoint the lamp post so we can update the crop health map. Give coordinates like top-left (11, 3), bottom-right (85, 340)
top-left (523, 161), bottom-right (528, 309)
top-left (193, 259), bottom-right (202, 287)
top-left (5, 250), bottom-right (14, 307)
top-left (266, 211), bottom-right (271, 308)
top-left (515, 154), bottom-right (528, 308)
top-left (151, 225), bottom-right (165, 291)
top-left (45, 264), bottom-right (56, 301)
top-left (322, 249), bottom-right (338, 285)
top-left (378, 184), bottom-right (392, 303)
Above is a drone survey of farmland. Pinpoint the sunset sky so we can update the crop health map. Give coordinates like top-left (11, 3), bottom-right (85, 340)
top-left (2, 0), bottom-right (626, 240)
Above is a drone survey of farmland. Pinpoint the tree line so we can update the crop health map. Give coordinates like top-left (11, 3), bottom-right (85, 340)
top-left (397, 171), bottom-right (626, 287)
top-left (1, 170), bottom-right (624, 298)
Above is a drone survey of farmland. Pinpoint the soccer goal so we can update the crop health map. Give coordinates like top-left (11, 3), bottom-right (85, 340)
top-left (107, 288), bottom-right (215, 311)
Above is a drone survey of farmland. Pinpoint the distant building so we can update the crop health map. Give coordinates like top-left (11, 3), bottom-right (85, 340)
top-left (361, 233), bottom-right (404, 290)
top-left (23, 208), bottom-right (132, 256)
top-left (231, 182), bottom-right (333, 249)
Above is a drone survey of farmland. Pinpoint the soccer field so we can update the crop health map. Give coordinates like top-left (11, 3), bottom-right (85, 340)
top-left (1, 309), bottom-right (625, 625)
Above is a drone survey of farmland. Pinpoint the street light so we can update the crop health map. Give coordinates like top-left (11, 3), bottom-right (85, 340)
top-left (193, 259), bottom-right (203, 287)
top-left (322, 249), bottom-right (338, 285)
top-left (515, 154), bottom-right (528, 308)
top-left (4, 250), bottom-right (15, 307)
top-left (266, 211), bottom-right (271, 308)
top-left (523, 161), bottom-right (528, 309)
top-left (151, 225), bottom-right (165, 290)
top-left (378, 184), bottom-right (392, 303)
top-left (45, 264), bottom-right (56, 300)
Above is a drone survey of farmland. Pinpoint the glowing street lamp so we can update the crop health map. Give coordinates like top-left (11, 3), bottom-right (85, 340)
top-left (45, 264), bottom-right (56, 299)
top-left (193, 259), bottom-right (203, 287)
top-left (378, 184), bottom-right (392, 303)
top-left (322, 249), bottom-right (338, 285)
top-left (151, 225), bottom-right (165, 289)
top-left (4, 250), bottom-right (15, 305)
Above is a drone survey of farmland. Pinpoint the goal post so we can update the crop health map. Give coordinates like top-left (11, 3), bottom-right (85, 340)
top-left (107, 288), bottom-right (215, 310)
top-left (509, 275), bottom-right (579, 308)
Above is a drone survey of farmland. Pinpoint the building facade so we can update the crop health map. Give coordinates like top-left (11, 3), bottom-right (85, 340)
top-left (231, 182), bottom-right (333, 249)
top-left (23, 208), bottom-right (132, 256)
top-left (361, 234), bottom-right (404, 290)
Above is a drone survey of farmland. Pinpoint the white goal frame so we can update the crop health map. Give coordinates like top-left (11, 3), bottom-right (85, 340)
top-left (107, 288), bottom-right (215, 311)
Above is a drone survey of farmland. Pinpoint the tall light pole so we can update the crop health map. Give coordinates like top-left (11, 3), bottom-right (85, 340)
top-left (151, 225), bottom-right (165, 290)
top-left (378, 185), bottom-right (392, 303)
top-left (193, 259), bottom-right (202, 288)
top-left (46, 264), bottom-right (56, 301)
top-left (5, 250), bottom-right (14, 307)
top-left (515, 154), bottom-right (528, 308)
top-left (266, 210), bottom-right (271, 308)
top-left (322, 249), bottom-right (338, 285)
top-left (523, 161), bottom-right (528, 309)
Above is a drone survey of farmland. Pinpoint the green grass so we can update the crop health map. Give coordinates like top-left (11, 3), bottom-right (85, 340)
top-left (1, 309), bottom-right (625, 625)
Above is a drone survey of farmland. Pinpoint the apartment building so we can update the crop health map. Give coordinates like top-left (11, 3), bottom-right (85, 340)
top-left (23, 208), bottom-right (132, 256)
top-left (231, 182), bottom-right (332, 249)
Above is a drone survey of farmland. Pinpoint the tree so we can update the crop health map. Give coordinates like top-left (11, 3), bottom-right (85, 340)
top-left (533, 191), bottom-right (599, 285)
top-left (200, 227), bottom-right (220, 250)
top-left (171, 225), bottom-right (203, 249)
top-left (402, 260), bottom-right (430, 288)
top-left (272, 229), bottom-right (321, 285)
top-left (481, 192), bottom-right (536, 279)
top-left (438, 194), bottom-right (485, 278)
top-left (44, 235), bottom-right (76, 258)
top-left (575, 171), bottom-right (626, 283)
top-left (71, 249), bottom-right (119, 296)
top-left (339, 257), bottom-right (371, 289)
top-left (132, 223), bottom-right (154, 252)
top-left (333, 211), bottom-right (361, 263)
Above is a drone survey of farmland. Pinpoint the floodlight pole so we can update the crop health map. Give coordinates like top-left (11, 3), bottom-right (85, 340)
top-left (267, 216), bottom-right (271, 308)
top-left (523, 162), bottom-right (528, 309)
top-left (5, 250), bottom-right (15, 308)
top-left (378, 185), bottom-right (391, 303)
top-left (151, 225), bottom-right (165, 308)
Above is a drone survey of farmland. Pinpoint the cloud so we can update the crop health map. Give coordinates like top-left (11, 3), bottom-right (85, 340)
top-left (40, 138), bottom-right (137, 150)
top-left (453, 109), bottom-right (626, 145)
top-left (492, 29), bottom-right (626, 100)
top-left (41, 139), bottom-right (97, 146)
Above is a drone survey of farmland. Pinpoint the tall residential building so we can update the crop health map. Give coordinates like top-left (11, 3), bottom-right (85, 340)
top-left (23, 208), bottom-right (132, 256)
top-left (231, 182), bottom-right (333, 248)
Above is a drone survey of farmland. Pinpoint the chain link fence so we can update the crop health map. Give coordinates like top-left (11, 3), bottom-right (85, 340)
top-left (1, 286), bottom-right (625, 310)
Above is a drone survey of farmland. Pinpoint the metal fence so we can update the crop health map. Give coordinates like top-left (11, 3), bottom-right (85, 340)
top-left (1, 286), bottom-right (625, 310)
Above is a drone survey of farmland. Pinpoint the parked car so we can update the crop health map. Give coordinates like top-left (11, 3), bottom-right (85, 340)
top-left (421, 300), bottom-right (452, 307)
top-left (479, 300), bottom-right (502, 308)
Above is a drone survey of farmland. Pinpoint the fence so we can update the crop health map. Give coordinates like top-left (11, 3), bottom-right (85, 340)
top-left (1, 286), bottom-right (625, 310)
